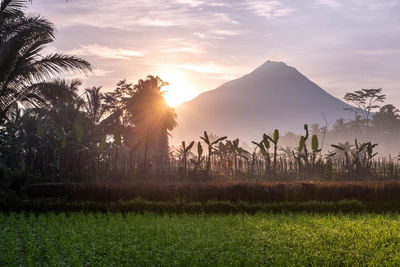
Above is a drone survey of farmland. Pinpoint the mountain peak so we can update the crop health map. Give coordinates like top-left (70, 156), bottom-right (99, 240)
top-left (264, 60), bottom-right (287, 66)
top-left (173, 61), bottom-right (353, 143)
top-left (250, 60), bottom-right (294, 75)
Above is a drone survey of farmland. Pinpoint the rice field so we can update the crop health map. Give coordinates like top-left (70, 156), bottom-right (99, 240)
top-left (2, 212), bottom-right (400, 266)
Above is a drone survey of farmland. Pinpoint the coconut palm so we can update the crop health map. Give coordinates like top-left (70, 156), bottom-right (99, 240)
top-left (0, 0), bottom-right (91, 123)
top-left (332, 118), bottom-right (347, 134)
top-left (125, 75), bottom-right (177, 158)
top-left (83, 86), bottom-right (105, 124)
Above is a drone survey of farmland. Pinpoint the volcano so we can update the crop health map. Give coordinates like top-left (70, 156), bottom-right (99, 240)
top-left (172, 61), bottom-right (352, 142)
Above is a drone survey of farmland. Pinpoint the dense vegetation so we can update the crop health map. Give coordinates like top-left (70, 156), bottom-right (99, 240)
top-left (23, 182), bottom-right (400, 203)
top-left (1, 1), bottom-right (400, 194)
top-left (1, 2), bottom-right (400, 266)
top-left (3, 212), bottom-right (400, 266)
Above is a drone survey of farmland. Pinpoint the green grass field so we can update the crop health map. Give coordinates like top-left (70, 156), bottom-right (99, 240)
top-left (2, 212), bottom-right (400, 266)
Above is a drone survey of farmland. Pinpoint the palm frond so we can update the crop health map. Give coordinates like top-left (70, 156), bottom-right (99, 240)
top-left (0, 16), bottom-right (55, 79)
top-left (0, 0), bottom-right (26, 18)
top-left (1, 15), bottom-right (54, 42)
top-left (15, 53), bottom-right (92, 83)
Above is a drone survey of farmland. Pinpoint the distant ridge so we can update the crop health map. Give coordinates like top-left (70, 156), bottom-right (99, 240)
top-left (172, 61), bottom-right (353, 142)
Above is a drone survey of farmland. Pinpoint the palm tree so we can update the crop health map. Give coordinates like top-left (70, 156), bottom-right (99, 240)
top-left (372, 104), bottom-right (400, 134)
top-left (332, 118), bottom-right (347, 132)
top-left (0, 0), bottom-right (92, 123)
top-left (125, 75), bottom-right (177, 159)
top-left (83, 86), bottom-right (105, 124)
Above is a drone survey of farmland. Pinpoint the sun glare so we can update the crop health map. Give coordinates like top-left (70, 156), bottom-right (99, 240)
top-left (159, 70), bottom-right (199, 107)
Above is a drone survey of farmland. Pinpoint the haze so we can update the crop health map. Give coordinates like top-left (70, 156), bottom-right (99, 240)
top-left (27, 0), bottom-right (400, 107)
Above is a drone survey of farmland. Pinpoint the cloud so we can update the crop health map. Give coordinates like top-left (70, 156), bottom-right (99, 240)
top-left (173, 0), bottom-right (204, 7)
top-left (315, 0), bottom-right (342, 8)
top-left (355, 48), bottom-right (400, 57)
top-left (193, 29), bottom-right (241, 40)
top-left (367, 1), bottom-right (398, 10)
top-left (214, 12), bottom-right (239, 24)
top-left (245, 0), bottom-right (295, 18)
top-left (28, 0), bottom-right (238, 30)
top-left (134, 17), bottom-right (181, 27)
top-left (169, 62), bottom-right (243, 75)
top-left (27, 0), bottom-right (400, 107)
top-left (211, 29), bottom-right (240, 36)
top-left (67, 44), bottom-right (144, 60)
top-left (92, 68), bottom-right (114, 77)
top-left (193, 32), bottom-right (225, 40)
top-left (208, 2), bottom-right (230, 7)
top-left (163, 47), bottom-right (203, 54)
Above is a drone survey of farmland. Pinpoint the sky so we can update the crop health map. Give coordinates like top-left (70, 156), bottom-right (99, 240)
top-left (28, 0), bottom-right (400, 107)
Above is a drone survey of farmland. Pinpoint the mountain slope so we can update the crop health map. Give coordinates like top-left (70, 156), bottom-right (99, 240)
top-left (172, 61), bottom-right (353, 142)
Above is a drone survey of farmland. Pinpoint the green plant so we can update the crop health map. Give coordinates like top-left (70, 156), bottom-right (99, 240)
top-left (252, 137), bottom-right (271, 174)
top-left (180, 141), bottom-right (194, 176)
top-left (190, 142), bottom-right (204, 173)
top-left (200, 131), bottom-right (227, 174)
top-left (265, 129), bottom-right (279, 172)
top-left (311, 134), bottom-right (322, 166)
top-left (292, 124), bottom-right (310, 168)
top-left (330, 141), bottom-right (353, 171)
top-left (365, 142), bottom-right (378, 170)
top-left (226, 138), bottom-right (249, 176)
top-left (0, 0), bottom-right (92, 123)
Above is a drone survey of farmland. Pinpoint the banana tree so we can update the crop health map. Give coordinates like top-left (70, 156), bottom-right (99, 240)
top-left (311, 134), bottom-right (322, 166)
top-left (252, 136), bottom-right (271, 174)
top-left (200, 131), bottom-right (227, 174)
top-left (227, 138), bottom-right (249, 176)
top-left (351, 139), bottom-right (367, 172)
top-left (249, 146), bottom-right (257, 178)
top-left (179, 141), bottom-right (194, 176)
top-left (330, 141), bottom-right (353, 171)
top-left (365, 142), bottom-right (378, 170)
top-left (301, 124), bottom-right (310, 166)
top-left (264, 129), bottom-right (279, 172)
top-left (292, 145), bottom-right (303, 169)
top-left (213, 141), bottom-right (230, 174)
top-left (190, 142), bottom-right (204, 173)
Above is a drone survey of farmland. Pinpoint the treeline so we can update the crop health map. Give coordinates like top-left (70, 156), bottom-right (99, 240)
top-left (274, 89), bottom-right (400, 156)
top-left (1, 1), bottom-right (400, 194)
top-left (0, 2), bottom-right (176, 188)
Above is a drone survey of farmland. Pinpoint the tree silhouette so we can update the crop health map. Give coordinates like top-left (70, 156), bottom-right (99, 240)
top-left (372, 104), bottom-right (400, 134)
top-left (83, 86), bottom-right (105, 124)
top-left (0, 0), bottom-right (92, 123)
top-left (344, 88), bottom-right (385, 124)
top-left (125, 75), bottom-right (177, 158)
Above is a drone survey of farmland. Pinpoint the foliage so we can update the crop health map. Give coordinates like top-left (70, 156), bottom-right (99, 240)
top-left (3, 212), bottom-right (400, 265)
top-left (23, 181), bottom-right (400, 203)
top-left (344, 88), bottom-right (385, 122)
top-left (0, 0), bottom-right (91, 123)
top-left (200, 131), bottom-right (227, 174)
top-left (1, 1), bottom-right (400, 188)
top-left (125, 75), bottom-right (177, 158)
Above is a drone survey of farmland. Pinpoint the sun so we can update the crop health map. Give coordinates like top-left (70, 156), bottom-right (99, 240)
top-left (159, 70), bottom-right (199, 107)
